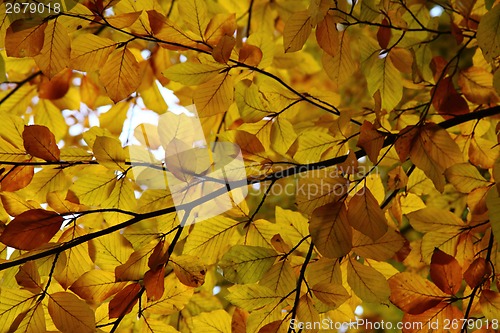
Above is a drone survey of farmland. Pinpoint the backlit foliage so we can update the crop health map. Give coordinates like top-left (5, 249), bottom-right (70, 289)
top-left (0, 0), bottom-right (500, 332)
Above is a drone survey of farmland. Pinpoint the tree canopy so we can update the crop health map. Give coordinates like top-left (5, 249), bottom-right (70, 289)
top-left (0, 0), bottom-right (500, 332)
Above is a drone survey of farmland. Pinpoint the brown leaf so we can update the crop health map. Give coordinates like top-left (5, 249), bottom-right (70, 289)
top-left (431, 76), bottom-right (469, 119)
top-left (212, 35), bottom-right (236, 64)
top-left (23, 125), bottom-right (60, 162)
top-left (377, 19), bottom-right (391, 49)
top-left (15, 261), bottom-right (42, 292)
top-left (430, 248), bottom-right (462, 295)
top-left (394, 125), bottom-right (418, 162)
top-left (144, 266), bottom-right (165, 301)
top-left (356, 121), bottom-right (385, 163)
top-left (0, 209), bottom-right (63, 250)
top-left (464, 257), bottom-right (491, 288)
top-left (148, 240), bottom-right (170, 270)
top-left (109, 283), bottom-right (142, 319)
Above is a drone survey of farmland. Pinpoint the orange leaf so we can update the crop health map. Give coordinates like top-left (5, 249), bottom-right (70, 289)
top-left (356, 121), bottom-right (385, 163)
top-left (238, 44), bottom-right (263, 67)
top-left (0, 164), bottom-right (34, 192)
top-left (316, 14), bottom-right (338, 56)
top-left (430, 248), bottom-right (462, 295)
top-left (144, 266), bottom-right (165, 301)
top-left (0, 209), bottom-right (63, 250)
top-left (38, 69), bottom-right (73, 100)
top-left (5, 20), bottom-right (47, 58)
top-left (109, 283), bottom-right (142, 319)
top-left (212, 35), bottom-right (235, 64)
top-left (23, 125), bottom-right (60, 162)
top-left (389, 272), bottom-right (446, 315)
top-left (464, 257), bottom-right (491, 288)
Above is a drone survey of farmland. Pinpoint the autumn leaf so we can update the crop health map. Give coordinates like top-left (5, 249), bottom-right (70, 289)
top-left (99, 47), bottom-right (142, 102)
top-left (23, 125), bottom-right (60, 162)
top-left (309, 202), bottom-right (352, 258)
top-left (283, 11), bottom-right (312, 53)
top-left (477, 4), bottom-right (500, 62)
top-left (347, 187), bottom-right (388, 240)
top-left (48, 292), bottom-right (95, 333)
top-left (389, 272), bottom-right (447, 314)
top-left (0, 209), bottom-right (63, 250)
top-left (347, 259), bottom-right (390, 303)
top-left (109, 283), bottom-right (142, 319)
top-left (430, 248), bottom-right (462, 295)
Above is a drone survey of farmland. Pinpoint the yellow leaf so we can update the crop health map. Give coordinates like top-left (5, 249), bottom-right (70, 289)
top-left (70, 270), bottom-right (127, 304)
top-left (296, 295), bottom-right (320, 331)
top-left (91, 233), bottom-right (134, 272)
top-left (311, 282), bottom-right (350, 309)
top-left (294, 130), bottom-right (336, 163)
top-left (99, 101), bottom-right (129, 136)
top-left (410, 123), bottom-right (463, 192)
top-left (115, 242), bottom-right (156, 281)
top-left (99, 47), bottom-right (142, 102)
top-left (366, 54), bottom-right (403, 111)
top-left (93, 136), bottom-right (127, 172)
top-left (22, 166), bottom-right (71, 202)
top-left (296, 167), bottom-right (349, 215)
top-left (101, 178), bottom-right (137, 224)
top-left (275, 206), bottom-right (312, 253)
top-left (226, 284), bottom-right (279, 311)
top-left (172, 254), bottom-right (207, 287)
top-left (444, 163), bottom-right (491, 193)
top-left (283, 10), bottom-right (312, 53)
top-left (347, 259), bottom-right (390, 303)
top-left (188, 310), bottom-right (232, 333)
top-left (486, 187), bottom-right (500, 242)
top-left (479, 290), bottom-right (500, 321)
top-left (260, 261), bottom-right (296, 297)
top-left (347, 187), bottom-right (388, 240)
top-left (48, 292), bottom-right (95, 333)
top-left (70, 34), bottom-right (116, 72)
top-left (34, 19), bottom-right (71, 78)
top-left (194, 74), bottom-right (234, 117)
top-left (406, 207), bottom-right (465, 233)
top-left (322, 33), bottom-right (357, 88)
top-left (477, 4), bottom-right (500, 62)
top-left (271, 117), bottom-right (297, 156)
top-left (14, 303), bottom-right (45, 333)
top-left (218, 245), bottom-right (277, 284)
top-left (55, 226), bottom-right (95, 288)
top-left (33, 100), bottom-right (68, 142)
top-left (70, 166), bottom-right (117, 206)
top-left (183, 216), bottom-right (241, 265)
top-left (0, 288), bottom-right (36, 332)
top-left (163, 62), bottom-right (225, 86)
top-left (143, 275), bottom-right (193, 315)
top-left (458, 66), bottom-right (500, 104)
top-left (309, 202), bottom-right (352, 258)
top-left (352, 228), bottom-right (405, 261)
top-left (469, 136), bottom-right (499, 169)
top-left (178, 0), bottom-right (209, 38)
